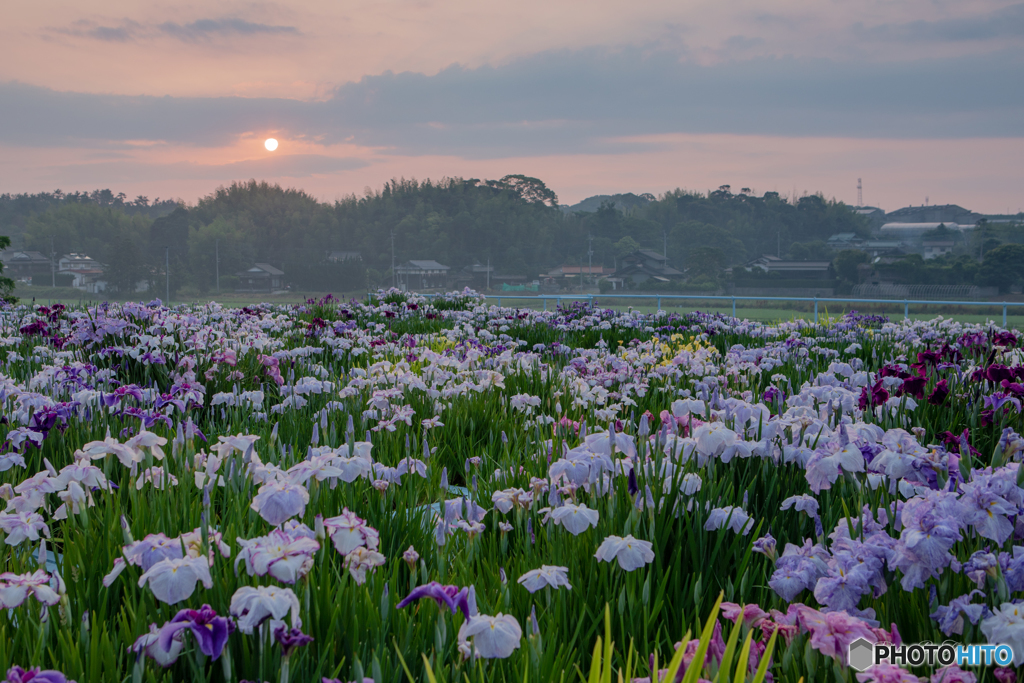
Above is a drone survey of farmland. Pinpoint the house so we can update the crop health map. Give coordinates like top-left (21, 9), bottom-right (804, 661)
top-left (0, 250), bottom-right (51, 280)
top-left (826, 233), bottom-right (863, 250)
top-left (456, 262), bottom-right (494, 289)
top-left (237, 263), bottom-right (285, 292)
top-left (879, 222), bottom-right (967, 240)
top-left (395, 260), bottom-right (449, 290)
top-left (326, 250), bottom-right (362, 262)
top-left (745, 254), bottom-right (832, 279)
top-left (861, 241), bottom-right (903, 258)
top-left (923, 240), bottom-right (955, 260)
top-left (59, 253), bottom-right (100, 272)
top-left (545, 264), bottom-right (613, 290)
top-left (58, 253), bottom-right (106, 293)
top-left (884, 204), bottom-right (983, 226)
top-left (612, 250), bottom-right (684, 288)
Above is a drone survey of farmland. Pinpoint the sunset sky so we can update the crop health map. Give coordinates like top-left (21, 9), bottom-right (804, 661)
top-left (2, 1), bottom-right (1022, 212)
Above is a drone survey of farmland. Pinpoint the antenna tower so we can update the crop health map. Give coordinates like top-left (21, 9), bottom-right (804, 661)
top-left (857, 178), bottom-right (862, 207)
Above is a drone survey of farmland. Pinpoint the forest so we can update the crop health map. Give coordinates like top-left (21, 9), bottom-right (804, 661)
top-left (0, 177), bottom-right (872, 296)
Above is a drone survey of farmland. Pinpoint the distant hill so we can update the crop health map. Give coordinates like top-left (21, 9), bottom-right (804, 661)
top-left (561, 193), bottom-right (655, 214)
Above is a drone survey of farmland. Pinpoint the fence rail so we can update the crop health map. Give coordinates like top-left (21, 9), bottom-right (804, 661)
top-left (400, 293), bottom-right (1023, 327)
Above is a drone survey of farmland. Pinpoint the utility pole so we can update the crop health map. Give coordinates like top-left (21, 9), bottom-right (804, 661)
top-left (165, 247), bottom-right (169, 303)
top-left (587, 234), bottom-right (594, 288)
top-left (486, 257), bottom-right (490, 291)
top-left (50, 236), bottom-right (55, 288)
top-left (390, 231), bottom-right (396, 289)
top-left (663, 229), bottom-right (667, 259)
top-left (215, 239), bottom-right (220, 294)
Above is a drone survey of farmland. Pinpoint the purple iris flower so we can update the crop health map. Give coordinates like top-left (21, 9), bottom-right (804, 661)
top-left (752, 533), bottom-right (776, 559)
top-left (984, 393), bottom-right (1022, 413)
top-left (962, 549), bottom-right (997, 587)
top-left (768, 541), bottom-right (829, 601)
top-left (813, 554), bottom-right (874, 612)
top-left (157, 604), bottom-right (233, 660)
top-left (930, 590), bottom-right (988, 636)
top-left (998, 547), bottom-right (1024, 592)
top-left (121, 407), bottom-right (174, 430)
top-left (138, 352), bottom-right (166, 365)
top-left (155, 394), bottom-right (187, 413)
top-left (274, 626), bottom-right (313, 656)
top-left (4, 667), bottom-right (74, 683)
top-left (396, 581), bottom-right (474, 618)
top-left (101, 384), bottom-right (144, 408)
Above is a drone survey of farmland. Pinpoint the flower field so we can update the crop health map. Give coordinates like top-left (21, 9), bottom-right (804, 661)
top-left (2, 288), bottom-right (1024, 683)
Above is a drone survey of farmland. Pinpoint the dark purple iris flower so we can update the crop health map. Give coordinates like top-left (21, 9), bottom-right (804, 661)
top-left (927, 379), bottom-right (949, 405)
top-left (938, 429), bottom-right (980, 458)
top-left (1001, 380), bottom-right (1024, 398)
top-left (900, 376), bottom-right (927, 399)
top-left (858, 380), bottom-right (889, 410)
top-left (994, 331), bottom-right (1018, 348)
top-left (986, 364), bottom-right (1014, 384)
top-left (396, 582), bottom-right (473, 618)
top-left (762, 386), bottom-right (784, 405)
top-left (274, 626), bottom-right (313, 657)
top-left (157, 605), bottom-right (233, 660)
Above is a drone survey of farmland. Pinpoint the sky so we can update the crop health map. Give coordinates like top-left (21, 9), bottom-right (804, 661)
top-left (1, 1), bottom-right (1022, 212)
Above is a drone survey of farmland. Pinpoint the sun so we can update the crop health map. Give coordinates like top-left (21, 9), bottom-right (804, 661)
top-left (264, 138), bottom-right (278, 151)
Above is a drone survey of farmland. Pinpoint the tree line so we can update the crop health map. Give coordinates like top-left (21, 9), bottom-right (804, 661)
top-left (0, 177), bottom-right (870, 296)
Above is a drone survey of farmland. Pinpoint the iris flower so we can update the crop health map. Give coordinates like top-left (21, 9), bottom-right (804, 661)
top-left (130, 624), bottom-right (184, 668)
top-left (550, 503), bottom-right (599, 535)
top-left (250, 480), bottom-right (309, 527)
top-left (0, 570), bottom-right (61, 609)
top-left (157, 604), bottom-right (233, 660)
top-left (397, 582), bottom-right (475, 618)
top-left (230, 585), bottom-right (301, 634)
top-left (4, 666), bottom-right (75, 683)
top-left (517, 566), bottom-right (571, 593)
top-left (459, 613), bottom-right (523, 659)
top-left (136, 557), bottom-right (212, 605)
top-left (594, 534), bottom-right (655, 571)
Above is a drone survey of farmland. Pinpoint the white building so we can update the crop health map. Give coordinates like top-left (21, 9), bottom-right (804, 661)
top-left (58, 254), bottom-right (106, 293)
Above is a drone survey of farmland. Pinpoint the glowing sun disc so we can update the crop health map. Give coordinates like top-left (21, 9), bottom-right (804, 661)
top-left (264, 138), bottom-right (278, 151)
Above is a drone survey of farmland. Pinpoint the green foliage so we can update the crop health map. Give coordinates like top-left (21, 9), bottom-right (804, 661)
top-left (982, 244), bottom-right (1024, 293)
top-left (32, 272), bottom-right (74, 288)
top-left (832, 249), bottom-right (868, 283)
top-left (786, 241), bottom-right (831, 261)
top-left (0, 235), bottom-right (14, 304)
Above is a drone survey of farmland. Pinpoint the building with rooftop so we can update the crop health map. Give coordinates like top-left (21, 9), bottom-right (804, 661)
top-left (0, 250), bottom-right (51, 281)
top-left (396, 260), bottom-right (450, 290)
top-left (238, 263), bottom-right (285, 293)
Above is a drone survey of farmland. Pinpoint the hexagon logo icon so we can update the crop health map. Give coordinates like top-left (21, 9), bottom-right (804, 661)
top-left (848, 637), bottom-right (875, 672)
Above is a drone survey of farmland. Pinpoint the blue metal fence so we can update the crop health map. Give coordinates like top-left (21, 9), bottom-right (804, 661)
top-left (407, 293), bottom-right (1023, 327)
